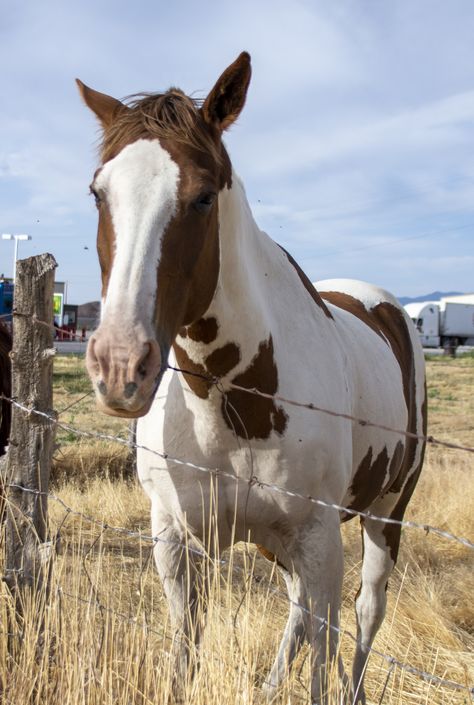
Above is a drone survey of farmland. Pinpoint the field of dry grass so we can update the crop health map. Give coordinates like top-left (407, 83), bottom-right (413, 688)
top-left (0, 354), bottom-right (473, 704)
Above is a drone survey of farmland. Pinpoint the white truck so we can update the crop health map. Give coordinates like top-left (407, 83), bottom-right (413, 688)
top-left (404, 294), bottom-right (474, 348)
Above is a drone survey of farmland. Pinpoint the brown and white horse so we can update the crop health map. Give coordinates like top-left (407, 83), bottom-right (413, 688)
top-left (78, 52), bottom-right (426, 704)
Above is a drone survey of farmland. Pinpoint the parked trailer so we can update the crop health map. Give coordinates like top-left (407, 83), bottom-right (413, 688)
top-left (404, 294), bottom-right (474, 347)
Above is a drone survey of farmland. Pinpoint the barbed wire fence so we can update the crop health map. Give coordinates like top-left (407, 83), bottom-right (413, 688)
top-left (1, 254), bottom-right (473, 702)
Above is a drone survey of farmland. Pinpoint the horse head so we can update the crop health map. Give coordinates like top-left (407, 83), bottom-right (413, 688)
top-left (77, 52), bottom-right (251, 417)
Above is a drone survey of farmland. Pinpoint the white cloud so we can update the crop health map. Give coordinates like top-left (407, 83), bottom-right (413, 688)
top-left (1, 0), bottom-right (474, 301)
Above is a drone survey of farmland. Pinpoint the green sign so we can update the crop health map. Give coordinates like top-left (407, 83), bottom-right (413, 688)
top-left (53, 293), bottom-right (64, 323)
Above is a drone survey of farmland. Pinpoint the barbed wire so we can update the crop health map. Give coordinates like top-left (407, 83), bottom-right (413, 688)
top-left (5, 308), bottom-right (474, 455)
top-left (167, 364), bottom-right (474, 455)
top-left (2, 394), bottom-right (473, 550)
top-left (2, 484), bottom-right (473, 698)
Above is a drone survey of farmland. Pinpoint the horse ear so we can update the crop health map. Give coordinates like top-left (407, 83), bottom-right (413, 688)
top-left (76, 79), bottom-right (124, 128)
top-left (201, 52), bottom-right (251, 132)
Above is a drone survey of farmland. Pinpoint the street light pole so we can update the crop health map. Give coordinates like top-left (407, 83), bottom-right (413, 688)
top-left (2, 233), bottom-right (32, 282)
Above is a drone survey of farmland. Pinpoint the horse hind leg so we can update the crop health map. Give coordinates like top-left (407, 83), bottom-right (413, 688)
top-left (263, 567), bottom-right (307, 699)
top-left (352, 513), bottom-right (395, 704)
top-left (352, 475), bottom-right (420, 704)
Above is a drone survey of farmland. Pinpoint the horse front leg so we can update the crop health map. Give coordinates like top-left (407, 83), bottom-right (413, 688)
top-left (263, 567), bottom-right (307, 699)
top-left (296, 511), bottom-right (347, 705)
top-left (152, 525), bottom-right (208, 699)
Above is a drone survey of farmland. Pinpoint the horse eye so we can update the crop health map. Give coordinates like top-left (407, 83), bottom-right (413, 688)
top-left (194, 192), bottom-right (216, 213)
top-left (89, 185), bottom-right (102, 208)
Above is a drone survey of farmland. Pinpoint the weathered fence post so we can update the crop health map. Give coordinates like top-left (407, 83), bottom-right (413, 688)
top-left (3, 253), bottom-right (57, 627)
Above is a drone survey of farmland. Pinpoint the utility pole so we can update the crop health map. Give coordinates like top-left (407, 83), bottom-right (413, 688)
top-left (2, 234), bottom-right (32, 282)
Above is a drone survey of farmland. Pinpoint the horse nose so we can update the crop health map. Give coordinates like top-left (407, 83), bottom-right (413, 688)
top-left (86, 334), bottom-right (162, 415)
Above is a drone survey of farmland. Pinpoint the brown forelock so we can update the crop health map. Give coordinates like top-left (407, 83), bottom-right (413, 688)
top-left (223, 336), bottom-right (288, 440)
top-left (99, 89), bottom-right (232, 189)
top-left (278, 245), bottom-right (333, 320)
top-left (0, 322), bottom-right (12, 455)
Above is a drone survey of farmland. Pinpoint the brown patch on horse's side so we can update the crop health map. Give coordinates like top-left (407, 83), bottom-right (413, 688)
top-left (382, 386), bottom-right (428, 561)
top-left (347, 446), bottom-right (389, 512)
top-left (205, 343), bottom-right (241, 378)
top-left (371, 302), bottom-right (417, 493)
top-left (319, 291), bottom-right (385, 339)
top-left (279, 246), bottom-right (333, 320)
top-left (223, 336), bottom-right (288, 440)
top-left (319, 293), bottom-right (422, 498)
top-left (187, 317), bottom-right (219, 344)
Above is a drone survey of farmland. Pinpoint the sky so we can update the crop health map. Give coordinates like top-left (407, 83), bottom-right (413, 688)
top-left (1, 0), bottom-right (474, 304)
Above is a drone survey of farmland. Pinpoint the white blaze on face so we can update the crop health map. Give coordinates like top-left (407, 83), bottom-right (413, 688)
top-left (95, 139), bottom-right (180, 337)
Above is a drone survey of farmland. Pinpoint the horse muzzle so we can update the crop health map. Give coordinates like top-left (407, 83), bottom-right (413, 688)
top-left (86, 331), bottom-right (164, 418)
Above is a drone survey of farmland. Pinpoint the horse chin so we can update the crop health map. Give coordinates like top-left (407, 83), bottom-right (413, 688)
top-left (96, 397), bottom-right (154, 419)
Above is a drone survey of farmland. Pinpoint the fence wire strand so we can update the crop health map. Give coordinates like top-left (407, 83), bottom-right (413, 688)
top-left (2, 394), bottom-right (473, 551)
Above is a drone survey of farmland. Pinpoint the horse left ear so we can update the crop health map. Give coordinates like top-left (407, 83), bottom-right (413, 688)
top-left (76, 79), bottom-right (125, 128)
top-left (202, 52), bottom-right (251, 132)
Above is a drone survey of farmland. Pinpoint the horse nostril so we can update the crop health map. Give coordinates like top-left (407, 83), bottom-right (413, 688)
top-left (124, 382), bottom-right (138, 399)
top-left (137, 363), bottom-right (147, 380)
top-left (97, 380), bottom-right (108, 396)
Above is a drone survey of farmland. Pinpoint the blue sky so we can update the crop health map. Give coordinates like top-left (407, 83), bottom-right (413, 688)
top-left (1, 0), bottom-right (473, 303)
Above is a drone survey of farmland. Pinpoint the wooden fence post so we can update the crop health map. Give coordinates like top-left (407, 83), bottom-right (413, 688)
top-left (3, 253), bottom-right (57, 626)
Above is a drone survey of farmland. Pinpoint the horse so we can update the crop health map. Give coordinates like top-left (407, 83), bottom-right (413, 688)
top-left (77, 52), bottom-right (426, 704)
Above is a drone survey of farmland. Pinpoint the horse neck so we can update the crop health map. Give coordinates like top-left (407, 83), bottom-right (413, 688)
top-left (207, 172), bottom-right (273, 344)
top-left (173, 170), bottom-right (277, 376)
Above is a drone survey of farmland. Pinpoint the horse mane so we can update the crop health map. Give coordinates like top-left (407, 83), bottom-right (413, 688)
top-left (101, 89), bottom-right (221, 164)
top-left (0, 321), bottom-right (12, 456)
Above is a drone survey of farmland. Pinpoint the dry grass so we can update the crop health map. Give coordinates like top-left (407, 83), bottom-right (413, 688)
top-left (0, 354), bottom-right (472, 704)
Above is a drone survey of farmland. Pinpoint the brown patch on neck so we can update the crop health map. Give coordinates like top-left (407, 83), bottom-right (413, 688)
top-left (173, 340), bottom-right (241, 398)
top-left (223, 336), bottom-right (288, 440)
top-left (186, 316), bottom-right (219, 344)
top-left (173, 343), bottom-right (211, 399)
top-left (279, 245), bottom-right (333, 320)
top-left (205, 343), bottom-right (241, 377)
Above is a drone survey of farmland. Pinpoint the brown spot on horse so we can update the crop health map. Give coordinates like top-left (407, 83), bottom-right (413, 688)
top-left (223, 336), bottom-right (288, 440)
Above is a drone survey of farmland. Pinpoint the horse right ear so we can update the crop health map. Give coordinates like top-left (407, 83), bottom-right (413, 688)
top-left (76, 79), bottom-right (124, 128)
top-left (202, 52), bottom-right (251, 132)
